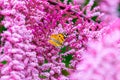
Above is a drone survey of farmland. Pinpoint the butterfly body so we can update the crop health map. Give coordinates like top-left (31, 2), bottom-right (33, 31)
top-left (48, 33), bottom-right (66, 47)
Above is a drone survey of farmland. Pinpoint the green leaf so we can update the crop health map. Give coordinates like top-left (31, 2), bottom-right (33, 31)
top-left (72, 18), bottom-right (78, 24)
top-left (39, 75), bottom-right (47, 79)
top-left (60, 46), bottom-right (72, 54)
top-left (84, 0), bottom-right (98, 10)
top-left (91, 16), bottom-right (97, 21)
top-left (0, 26), bottom-right (7, 33)
top-left (62, 69), bottom-right (69, 76)
top-left (1, 60), bottom-right (7, 64)
top-left (62, 54), bottom-right (73, 67)
top-left (0, 16), bottom-right (4, 22)
top-left (62, 14), bottom-right (67, 17)
top-left (91, 1), bottom-right (98, 10)
top-left (67, 0), bottom-right (72, 3)
top-left (59, 46), bottom-right (67, 54)
top-left (67, 0), bottom-right (73, 4)
top-left (84, 0), bottom-right (90, 6)
top-left (59, 46), bottom-right (73, 67)
top-left (83, 10), bottom-right (87, 15)
top-left (91, 16), bottom-right (101, 23)
top-left (44, 59), bottom-right (48, 63)
top-left (60, 0), bottom-right (64, 2)
top-left (43, 69), bottom-right (50, 72)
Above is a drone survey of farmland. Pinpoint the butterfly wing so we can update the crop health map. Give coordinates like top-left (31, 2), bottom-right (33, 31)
top-left (57, 34), bottom-right (65, 44)
top-left (48, 39), bottom-right (62, 47)
top-left (48, 33), bottom-right (65, 47)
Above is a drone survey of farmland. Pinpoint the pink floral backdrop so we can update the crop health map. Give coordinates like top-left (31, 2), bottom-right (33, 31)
top-left (0, 0), bottom-right (120, 80)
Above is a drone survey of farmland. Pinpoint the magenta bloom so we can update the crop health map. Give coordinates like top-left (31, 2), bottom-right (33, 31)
top-left (0, 0), bottom-right (119, 80)
top-left (69, 18), bottom-right (120, 80)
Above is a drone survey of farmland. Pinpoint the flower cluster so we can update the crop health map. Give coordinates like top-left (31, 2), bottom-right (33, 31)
top-left (0, 0), bottom-right (119, 80)
top-left (69, 18), bottom-right (120, 80)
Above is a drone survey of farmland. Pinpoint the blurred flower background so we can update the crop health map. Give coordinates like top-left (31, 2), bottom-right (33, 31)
top-left (0, 0), bottom-right (120, 80)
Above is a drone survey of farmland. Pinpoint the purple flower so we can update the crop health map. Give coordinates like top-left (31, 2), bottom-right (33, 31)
top-left (69, 19), bottom-right (120, 80)
top-left (0, 0), bottom-right (119, 80)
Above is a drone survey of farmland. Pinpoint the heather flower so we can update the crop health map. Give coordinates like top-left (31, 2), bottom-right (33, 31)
top-left (0, 0), bottom-right (118, 80)
top-left (98, 0), bottom-right (120, 27)
top-left (99, 0), bottom-right (120, 17)
top-left (69, 18), bottom-right (120, 80)
top-left (73, 0), bottom-right (120, 17)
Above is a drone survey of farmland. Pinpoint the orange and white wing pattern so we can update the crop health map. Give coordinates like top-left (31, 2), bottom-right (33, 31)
top-left (48, 33), bottom-right (65, 47)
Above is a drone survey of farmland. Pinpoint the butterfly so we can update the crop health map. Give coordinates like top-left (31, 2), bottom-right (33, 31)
top-left (48, 33), bottom-right (66, 47)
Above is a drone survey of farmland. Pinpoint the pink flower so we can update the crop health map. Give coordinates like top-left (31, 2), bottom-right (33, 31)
top-left (69, 19), bottom-right (120, 80)
top-left (0, 0), bottom-right (119, 80)
top-left (99, 0), bottom-right (119, 17)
